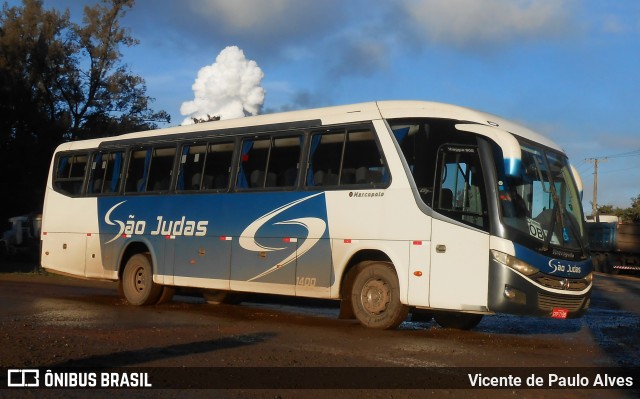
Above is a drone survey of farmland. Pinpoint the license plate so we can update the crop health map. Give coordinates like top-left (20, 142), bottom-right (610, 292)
top-left (552, 308), bottom-right (569, 319)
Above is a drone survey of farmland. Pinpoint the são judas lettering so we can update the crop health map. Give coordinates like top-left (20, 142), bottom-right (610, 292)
top-left (104, 201), bottom-right (208, 241)
top-left (121, 215), bottom-right (208, 237)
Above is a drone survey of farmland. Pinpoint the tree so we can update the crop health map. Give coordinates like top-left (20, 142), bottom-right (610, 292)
top-left (192, 114), bottom-right (221, 124)
top-left (64, 0), bottom-right (169, 139)
top-left (596, 204), bottom-right (624, 218)
top-left (623, 194), bottom-right (640, 222)
top-left (597, 194), bottom-right (640, 223)
top-left (0, 0), bottom-right (169, 227)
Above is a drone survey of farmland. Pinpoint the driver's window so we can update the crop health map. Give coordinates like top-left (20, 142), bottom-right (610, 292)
top-left (433, 145), bottom-right (488, 231)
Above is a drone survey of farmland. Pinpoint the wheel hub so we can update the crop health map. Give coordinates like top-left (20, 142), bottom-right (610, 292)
top-left (360, 279), bottom-right (390, 314)
top-left (134, 267), bottom-right (146, 293)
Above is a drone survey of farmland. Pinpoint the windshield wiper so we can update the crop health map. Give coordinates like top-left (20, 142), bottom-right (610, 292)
top-left (540, 203), bottom-right (558, 252)
top-left (561, 208), bottom-right (589, 259)
top-left (534, 155), bottom-right (588, 258)
top-left (532, 154), bottom-right (567, 250)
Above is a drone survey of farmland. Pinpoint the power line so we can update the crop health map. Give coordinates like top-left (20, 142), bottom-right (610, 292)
top-left (577, 164), bottom-right (592, 176)
top-left (583, 148), bottom-right (639, 217)
top-left (598, 166), bottom-right (640, 175)
top-left (573, 159), bottom-right (587, 169)
top-left (586, 149), bottom-right (640, 160)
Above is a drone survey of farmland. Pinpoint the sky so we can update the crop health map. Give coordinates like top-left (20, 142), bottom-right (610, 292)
top-left (7, 0), bottom-right (640, 211)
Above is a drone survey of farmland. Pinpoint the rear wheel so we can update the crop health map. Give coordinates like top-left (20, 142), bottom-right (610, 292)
top-left (156, 286), bottom-right (175, 305)
top-left (121, 254), bottom-right (162, 306)
top-left (434, 311), bottom-right (483, 330)
top-left (592, 254), bottom-right (604, 273)
top-left (604, 254), bottom-right (619, 275)
top-left (350, 261), bottom-right (408, 329)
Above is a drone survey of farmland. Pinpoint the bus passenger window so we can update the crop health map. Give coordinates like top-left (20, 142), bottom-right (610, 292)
top-left (177, 144), bottom-right (207, 191)
top-left (269, 137), bottom-right (301, 188)
top-left (178, 141), bottom-right (234, 191)
top-left (306, 132), bottom-right (342, 187)
top-left (88, 152), bottom-right (105, 194)
top-left (237, 135), bottom-right (301, 190)
top-left (238, 138), bottom-right (269, 189)
top-left (125, 149), bottom-right (150, 193)
top-left (147, 147), bottom-right (176, 192)
top-left (342, 130), bottom-right (387, 185)
top-left (306, 128), bottom-right (388, 188)
top-left (54, 153), bottom-right (89, 196)
top-left (88, 151), bottom-right (124, 195)
top-left (203, 141), bottom-right (234, 190)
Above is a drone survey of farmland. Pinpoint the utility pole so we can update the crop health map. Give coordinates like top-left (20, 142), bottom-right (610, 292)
top-left (586, 157), bottom-right (608, 221)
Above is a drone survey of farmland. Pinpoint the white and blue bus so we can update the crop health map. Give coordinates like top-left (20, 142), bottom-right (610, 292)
top-left (41, 101), bottom-right (592, 330)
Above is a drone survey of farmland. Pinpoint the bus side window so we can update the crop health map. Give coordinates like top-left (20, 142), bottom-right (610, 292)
top-left (177, 143), bottom-right (206, 191)
top-left (393, 124), bottom-right (434, 203)
top-left (237, 135), bottom-right (300, 190)
top-left (125, 149), bottom-right (150, 193)
top-left (147, 146), bottom-right (176, 192)
top-left (88, 152), bottom-right (106, 194)
top-left (268, 136), bottom-right (301, 188)
top-left (238, 138), bottom-right (269, 189)
top-left (306, 132), bottom-right (342, 187)
top-left (88, 151), bottom-right (124, 195)
top-left (342, 129), bottom-right (387, 185)
top-left (433, 146), bottom-right (488, 231)
top-left (306, 127), bottom-right (387, 188)
top-left (203, 141), bottom-right (235, 190)
top-left (54, 153), bottom-right (89, 196)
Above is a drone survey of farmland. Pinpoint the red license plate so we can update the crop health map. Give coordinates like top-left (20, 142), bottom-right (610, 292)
top-left (552, 308), bottom-right (569, 319)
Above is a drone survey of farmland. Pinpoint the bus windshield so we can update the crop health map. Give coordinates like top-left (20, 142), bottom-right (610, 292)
top-left (499, 141), bottom-right (588, 255)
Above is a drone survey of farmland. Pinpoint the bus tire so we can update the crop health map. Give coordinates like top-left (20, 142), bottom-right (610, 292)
top-left (604, 254), bottom-right (619, 275)
top-left (351, 261), bottom-right (408, 329)
top-left (121, 254), bottom-right (163, 306)
top-left (156, 285), bottom-right (175, 305)
top-left (434, 312), bottom-right (483, 330)
top-left (592, 254), bottom-right (603, 273)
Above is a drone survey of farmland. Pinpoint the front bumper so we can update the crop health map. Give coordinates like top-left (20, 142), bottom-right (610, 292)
top-left (487, 259), bottom-right (591, 319)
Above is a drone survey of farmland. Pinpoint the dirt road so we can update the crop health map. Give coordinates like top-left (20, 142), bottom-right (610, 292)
top-left (1, 267), bottom-right (639, 398)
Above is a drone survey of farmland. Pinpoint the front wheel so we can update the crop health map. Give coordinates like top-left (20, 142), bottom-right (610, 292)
top-left (350, 261), bottom-right (409, 329)
top-left (121, 253), bottom-right (163, 306)
top-left (434, 311), bottom-right (483, 330)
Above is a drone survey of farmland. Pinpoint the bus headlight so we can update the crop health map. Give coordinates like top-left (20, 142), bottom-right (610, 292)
top-left (491, 250), bottom-right (539, 276)
top-left (585, 272), bottom-right (593, 284)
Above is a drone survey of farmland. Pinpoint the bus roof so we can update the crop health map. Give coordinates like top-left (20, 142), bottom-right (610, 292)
top-left (55, 100), bottom-right (564, 153)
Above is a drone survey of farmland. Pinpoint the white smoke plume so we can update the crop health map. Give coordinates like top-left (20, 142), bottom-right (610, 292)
top-left (180, 46), bottom-right (265, 125)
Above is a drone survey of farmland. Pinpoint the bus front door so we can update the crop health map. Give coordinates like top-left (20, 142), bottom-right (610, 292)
top-left (428, 145), bottom-right (490, 311)
top-left (429, 218), bottom-right (490, 311)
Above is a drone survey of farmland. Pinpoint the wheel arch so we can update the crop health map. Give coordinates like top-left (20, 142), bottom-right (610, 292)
top-left (338, 249), bottom-right (393, 299)
top-left (117, 240), bottom-right (152, 280)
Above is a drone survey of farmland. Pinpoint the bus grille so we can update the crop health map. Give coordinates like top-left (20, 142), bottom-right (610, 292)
top-left (538, 293), bottom-right (585, 312)
top-left (534, 276), bottom-right (589, 291)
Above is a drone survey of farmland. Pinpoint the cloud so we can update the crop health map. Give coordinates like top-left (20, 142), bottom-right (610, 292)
top-left (602, 15), bottom-right (629, 35)
top-left (180, 46), bottom-right (265, 124)
top-left (194, 0), bottom-right (301, 32)
top-left (179, 0), bottom-right (348, 59)
top-left (328, 38), bottom-right (389, 78)
top-left (398, 0), bottom-right (576, 50)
